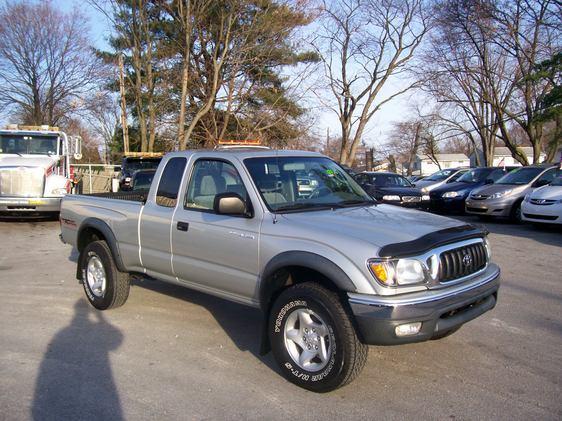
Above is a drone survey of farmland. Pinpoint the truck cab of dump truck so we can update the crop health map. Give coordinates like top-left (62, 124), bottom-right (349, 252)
top-left (0, 124), bottom-right (82, 217)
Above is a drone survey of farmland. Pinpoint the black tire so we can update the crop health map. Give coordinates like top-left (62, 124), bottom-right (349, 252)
top-left (268, 282), bottom-right (368, 392)
top-left (431, 326), bottom-right (461, 340)
top-left (510, 200), bottom-right (523, 223)
top-left (79, 240), bottom-right (130, 310)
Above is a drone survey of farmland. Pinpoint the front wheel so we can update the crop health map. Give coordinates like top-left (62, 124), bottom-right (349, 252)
top-left (79, 241), bottom-right (130, 310)
top-left (510, 201), bottom-right (523, 223)
top-left (268, 282), bottom-right (368, 392)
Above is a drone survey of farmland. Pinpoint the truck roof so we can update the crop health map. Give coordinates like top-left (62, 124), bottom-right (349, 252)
top-left (164, 148), bottom-right (325, 160)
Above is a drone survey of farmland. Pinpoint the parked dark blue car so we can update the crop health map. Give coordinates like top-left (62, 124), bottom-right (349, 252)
top-left (429, 167), bottom-right (517, 213)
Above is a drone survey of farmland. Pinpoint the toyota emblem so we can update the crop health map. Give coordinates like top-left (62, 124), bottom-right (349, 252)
top-left (462, 253), bottom-right (472, 267)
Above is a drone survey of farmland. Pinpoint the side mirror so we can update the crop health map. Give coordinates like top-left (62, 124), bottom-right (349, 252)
top-left (213, 193), bottom-right (250, 217)
top-left (484, 179), bottom-right (494, 185)
top-left (73, 136), bottom-right (82, 160)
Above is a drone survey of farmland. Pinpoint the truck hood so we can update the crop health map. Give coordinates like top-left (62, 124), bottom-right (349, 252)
top-left (0, 154), bottom-right (60, 169)
top-left (281, 204), bottom-right (465, 249)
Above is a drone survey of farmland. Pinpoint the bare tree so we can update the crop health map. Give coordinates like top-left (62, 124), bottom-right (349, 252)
top-left (0, 1), bottom-right (101, 125)
top-left (314, 0), bottom-right (429, 166)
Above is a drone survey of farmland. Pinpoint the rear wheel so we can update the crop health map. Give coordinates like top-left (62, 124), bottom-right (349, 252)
top-left (269, 282), bottom-right (368, 392)
top-left (79, 241), bottom-right (130, 310)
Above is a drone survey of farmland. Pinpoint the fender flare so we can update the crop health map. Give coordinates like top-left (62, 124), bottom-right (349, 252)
top-left (259, 251), bottom-right (357, 311)
top-left (76, 218), bottom-right (127, 275)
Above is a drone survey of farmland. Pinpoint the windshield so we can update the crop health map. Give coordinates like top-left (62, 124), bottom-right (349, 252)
top-left (424, 169), bottom-right (456, 181)
top-left (244, 156), bottom-right (373, 212)
top-left (551, 174), bottom-right (562, 186)
top-left (370, 173), bottom-right (413, 187)
top-left (495, 167), bottom-right (544, 185)
top-left (458, 168), bottom-right (491, 183)
top-left (0, 134), bottom-right (58, 155)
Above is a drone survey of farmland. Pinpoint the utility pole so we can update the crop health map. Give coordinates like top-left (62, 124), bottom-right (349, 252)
top-left (118, 54), bottom-right (130, 154)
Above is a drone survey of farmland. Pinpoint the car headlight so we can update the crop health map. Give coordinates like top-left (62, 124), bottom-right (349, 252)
top-left (51, 187), bottom-right (68, 195)
top-left (489, 189), bottom-right (512, 199)
top-left (125, 177), bottom-right (132, 182)
top-left (368, 258), bottom-right (426, 286)
top-left (420, 187), bottom-right (428, 193)
top-left (382, 195), bottom-right (401, 201)
top-left (524, 194), bottom-right (531, 203)
top-left (422, 194), bottom-right (430, 201)
top-left (443, 191), bottom-right (460, 198)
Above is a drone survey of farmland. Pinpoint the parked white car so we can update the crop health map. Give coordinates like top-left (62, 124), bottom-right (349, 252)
top-left (522, 174), bottom-right (562, 225)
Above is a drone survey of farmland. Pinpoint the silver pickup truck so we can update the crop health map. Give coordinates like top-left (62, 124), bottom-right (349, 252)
top-left (60, 149), bottom-right (500, 392)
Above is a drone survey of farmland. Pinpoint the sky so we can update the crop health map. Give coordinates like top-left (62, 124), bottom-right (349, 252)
top-left (57, 0), bottom-right (413, 151)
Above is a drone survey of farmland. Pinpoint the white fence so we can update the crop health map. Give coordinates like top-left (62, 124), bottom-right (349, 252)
top-left (71, 164), bottom-right (118, 194)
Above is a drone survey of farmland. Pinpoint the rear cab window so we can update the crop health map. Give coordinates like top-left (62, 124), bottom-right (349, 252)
top-left (155, 157), bottom-right (187, 207)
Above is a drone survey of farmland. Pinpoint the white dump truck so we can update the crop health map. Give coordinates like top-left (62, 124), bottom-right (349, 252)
top-left (0, 124), bottom-right (82, 217)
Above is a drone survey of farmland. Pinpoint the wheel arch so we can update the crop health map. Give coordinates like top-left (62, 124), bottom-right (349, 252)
top-left (76, 218), bottom-right (126, 278)
top-left (258, 251), bottom-right (357, 355)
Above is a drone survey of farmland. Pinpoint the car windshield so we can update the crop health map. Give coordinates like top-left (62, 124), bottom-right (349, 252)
top-left (458, 168), bottom-right (491, 183)
top-left (370, 173), bottom-right (413, 187)
top-left (551, 174), bottom-right (562, 186)
top-left (244, 156), bottom-right (373, 212)
top-left (0, 134), bottom-right (58, 155)
top-left (495, 167), bottom-right (544, 185)
top-left (424, 169), bottom-right (456, 181)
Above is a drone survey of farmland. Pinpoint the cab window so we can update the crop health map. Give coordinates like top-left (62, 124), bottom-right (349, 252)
top-left (155, 157), bottom-right (187, 207)
top-left (185, 159), bottom-right (249, 211)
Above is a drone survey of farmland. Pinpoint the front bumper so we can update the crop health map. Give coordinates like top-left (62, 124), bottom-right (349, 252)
top-left (348, 263), bottom-right (500, 345)
top-left (465, 197), bottom-right (514, 217)
top-left (521, 202), bottom-right (562, 224)
top-left (429, 196), bottom-right (466, 213)
top-left (0, 197), bottom-right (61, 216)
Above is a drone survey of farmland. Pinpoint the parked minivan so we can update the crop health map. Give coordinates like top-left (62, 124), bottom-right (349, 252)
top-left (465, 165), bottom-right (559, 222)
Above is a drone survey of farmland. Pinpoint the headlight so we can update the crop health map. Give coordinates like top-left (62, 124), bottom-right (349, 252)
top-left (51, 187), bottom-right (68, 195)
top-left (422, 194), bottom-right (430, 201)
top-left (489, 189), bottom-right (512, 199)
top-left (382, 195), bottom-right (401, 201)
top-left (368, 258), bottom-right (426, 286)
top-left (420, 187), bottom-right (428, 193)
top-left (125, 177), bottom-right (132, 182)
top-left (524, 194), bottom-right (531, 203)
top-left (442, 191), bottom-right (460, 198)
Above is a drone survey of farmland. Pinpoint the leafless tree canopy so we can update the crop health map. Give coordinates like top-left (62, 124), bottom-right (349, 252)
top-left (315, 0), bottom-right (429, 166)
top-left (0, 1), bottom-right (101, 125)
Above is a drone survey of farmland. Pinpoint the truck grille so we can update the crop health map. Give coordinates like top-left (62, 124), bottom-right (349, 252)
top-left (0, 167), bottom-right (45, 197)
top-left (438, 242), bottom-right (487, 283)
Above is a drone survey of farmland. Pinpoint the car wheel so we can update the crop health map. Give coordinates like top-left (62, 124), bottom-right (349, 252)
top-left (269, 282), bottom-right (368, 392)
top-left (79, 241), bottom-right (130, 310)
top-left (510, 201), bottom-right (523, 223)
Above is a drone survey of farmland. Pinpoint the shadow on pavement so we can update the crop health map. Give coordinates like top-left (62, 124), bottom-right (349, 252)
top-left (131, 277), bottom-right (278, 373)
top-left (32, 300), bottom-right (124, 421)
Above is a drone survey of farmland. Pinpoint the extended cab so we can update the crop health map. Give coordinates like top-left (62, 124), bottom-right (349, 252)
top-left (60, 149), bottom-right (500, 392)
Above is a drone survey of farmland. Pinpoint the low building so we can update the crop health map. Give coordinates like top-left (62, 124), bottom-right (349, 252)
top-left (411, 153), bottom-right (470, 176)
top-left (469, 147), bottom-right (546, 167)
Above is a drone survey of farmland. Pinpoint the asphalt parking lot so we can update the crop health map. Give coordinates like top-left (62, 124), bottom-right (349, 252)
top-left (0, 216), bottom-right (561, 420)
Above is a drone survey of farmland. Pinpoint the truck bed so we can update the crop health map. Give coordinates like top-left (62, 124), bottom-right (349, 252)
top-left (84, 190), bottom-right (147, 203)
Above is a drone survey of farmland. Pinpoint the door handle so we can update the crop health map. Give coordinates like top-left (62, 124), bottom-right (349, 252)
top-left (177, 221), bottom-right (189, 232)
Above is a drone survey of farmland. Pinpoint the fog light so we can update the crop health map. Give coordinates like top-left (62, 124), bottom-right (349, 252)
top-left (395, 322), bottom-right (422, 337)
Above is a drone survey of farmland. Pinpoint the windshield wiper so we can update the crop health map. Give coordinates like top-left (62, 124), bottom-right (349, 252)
top-left (337, 199), bottom-right (376, 207)
top-left (274, 203), bottom-right (337, 213)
